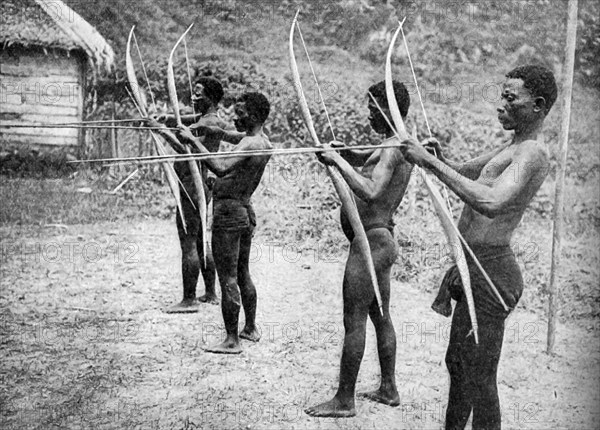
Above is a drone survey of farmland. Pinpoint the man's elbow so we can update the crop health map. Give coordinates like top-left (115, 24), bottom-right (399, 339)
top-left (213, 168), bottom-right (228, 178)
top-left (477, 201), bottom-right (511, 218)
top-left (362, 189), bottom-right (383, 203)
top-left (206, 164), bottom-right (227, 177)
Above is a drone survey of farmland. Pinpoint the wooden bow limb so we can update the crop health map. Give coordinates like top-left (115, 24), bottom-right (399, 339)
top-left (126, 26), bottom-right (188, 234)
top-left (397, 23), bottom-right (507, 314)
top-left (385, 22), bottom-right (482, 343)
top-left (167, 23), bottom-right (208, 268)
top-left (290, 10), bottom-right (383, 316)
top-left (399, 23), bottom-right (453, 214)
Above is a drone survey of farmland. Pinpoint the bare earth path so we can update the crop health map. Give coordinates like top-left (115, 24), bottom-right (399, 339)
top-left (1, 220), bottom-right (598, 429)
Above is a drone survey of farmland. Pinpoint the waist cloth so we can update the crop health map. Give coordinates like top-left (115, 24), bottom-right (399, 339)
top-left (212, 198), bottom-right (256, 232)
top-left (340, 214), bottom-right (394, 242)
top-left (439, 244), bottom-right (523, 319)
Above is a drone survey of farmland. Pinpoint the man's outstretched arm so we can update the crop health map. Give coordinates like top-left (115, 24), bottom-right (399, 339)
top-left (403, 139), bottom-right (546, 218)
top-left (190, 124), bottom-right (246, 145)
top-left (336, 146), bottom-right (376, 166)
top-left (424, 138), bottom-right (506, 180)
top-left (144, 117), bottom-right (187, 154)
top-left (159, 113), bottom-right (203, 128)
top-left (317, 146), bottom-right (399, 202)
top-left (178, 127), bottom-right (255, 177)
top-left (332, 136), bottom-right (397, 166)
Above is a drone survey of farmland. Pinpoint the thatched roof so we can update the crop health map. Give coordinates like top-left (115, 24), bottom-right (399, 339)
top-left (0, 0), bottom-right (114, 72)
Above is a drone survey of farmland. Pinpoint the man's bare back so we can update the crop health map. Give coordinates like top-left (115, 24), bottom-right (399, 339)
top-left (350, 145), bottom-right (413, 229)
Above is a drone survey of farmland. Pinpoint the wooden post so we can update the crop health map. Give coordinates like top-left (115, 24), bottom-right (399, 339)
top-left (547, 0), bottom-right (578, 355)
top-left (110, 100), bottom-right (118, 176)
top-left (138, 124), bottom-right (145, 157)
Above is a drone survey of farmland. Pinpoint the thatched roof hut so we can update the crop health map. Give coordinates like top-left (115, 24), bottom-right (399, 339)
top-left (0, 0), bottom-right (115, 155)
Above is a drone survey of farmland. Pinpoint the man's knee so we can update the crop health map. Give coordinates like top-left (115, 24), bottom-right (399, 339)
top-left (220, 276), bottom-right (238, 291)
top-left (445, 347), bottom-right (462, 376)
top-left (343, 305), bottom-right (368, 329)
top-left (181, 241), bottom-right (199, 264)
top-left (221, 278), bottom-right (241, 304)
top-left (238, 269), bottom-right (253, 286)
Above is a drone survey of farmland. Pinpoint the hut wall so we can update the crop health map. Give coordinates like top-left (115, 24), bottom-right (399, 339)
top-left (0, 49), bottom-right (84, 154)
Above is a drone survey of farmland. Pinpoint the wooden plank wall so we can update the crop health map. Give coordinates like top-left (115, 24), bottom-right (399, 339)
top-left (0, 50), bottom-right (83, 150)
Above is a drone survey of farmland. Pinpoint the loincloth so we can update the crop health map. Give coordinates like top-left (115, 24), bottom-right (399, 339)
top-left (434, 244), bottom-right (524, 319)
top-left (212, 198), bottom-right (256, 232)
top-left (341, 215), bottom-right (394, 242)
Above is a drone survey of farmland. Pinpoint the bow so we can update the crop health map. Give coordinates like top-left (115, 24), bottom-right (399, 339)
top-left (289, 10), bottom-right (383, 315)
top-left (166, 24), bottom-right (208, 267)
top-left (385, 22), bottom-right (482, 343)
top-left (385, 20), bottom-right (508, 343)
top-left (385, 22), bottom-right (479, 344)
top-left (125, 26), bottom-right (187, 233)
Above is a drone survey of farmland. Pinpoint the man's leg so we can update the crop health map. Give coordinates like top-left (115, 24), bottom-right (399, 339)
top-left (360, 229), bottom-right (399, 406)
top-left (197, 235), bottom-right (218, 304)
top-left (238, 225), bottom-right (260, 342)
top-left (305, 238), bottom-right (372, 418)
top-left (445, 300), bottom-right (505, 430)
top-left (166, 203), bottom-right (201, 314)
top-left (199, 195), bottom-right (218, 304)
top-left (469, 313), bottom-right (504, 430)
top-left (445, 300), bottom-right (475, 429)
top-left (205, 228), bottom-right (243, 354)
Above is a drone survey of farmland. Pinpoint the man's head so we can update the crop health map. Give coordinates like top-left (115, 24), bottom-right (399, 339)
top-left (192, 77), bottom-right (224, 114)
top-left (367, 80), bottom-right (410, 135)
top-left (234, 92), bottom-right (270, 133)
top-left (498, 65), bottom-right (557, 131)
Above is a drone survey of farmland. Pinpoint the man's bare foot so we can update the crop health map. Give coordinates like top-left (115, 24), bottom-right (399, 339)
top-left (198, 294), bottom-right (219, 305)
top-left (164, 299), bottom-right (200, 314)
top-left (359, 388), bottom-right (400, 406)
top-left (305, 397), bottom-right (356, 418)
top-left (239, 326), bottom-right (260, 342)
top-left (204, 338), bottom-right (242, 354)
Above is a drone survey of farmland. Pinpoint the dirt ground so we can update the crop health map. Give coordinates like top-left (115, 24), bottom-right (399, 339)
top-left (1, 220), bottom-right (599, 429)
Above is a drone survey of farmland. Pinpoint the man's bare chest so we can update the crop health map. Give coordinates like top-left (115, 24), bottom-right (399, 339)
top-left (360, 150), bottom-right (383, 178)
top-left (478, 148), bottom-right (516, 184)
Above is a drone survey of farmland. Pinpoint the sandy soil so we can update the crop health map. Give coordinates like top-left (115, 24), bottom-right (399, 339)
top-left (1, 220), bottom-right (598, 429)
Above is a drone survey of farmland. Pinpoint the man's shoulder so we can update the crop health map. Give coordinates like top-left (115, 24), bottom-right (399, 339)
top-left (240, 134), bottom-right (272, 150)
top-left (514, 139), bottom-right (549, 164)
top-left (381, 145), bottom-right (410, 167)
top-left (197, 114), bottom-right (229, 128)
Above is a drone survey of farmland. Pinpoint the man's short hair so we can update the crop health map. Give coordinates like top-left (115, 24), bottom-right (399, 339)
top-left (240, 92), bottom-right (270, 124)
top-left (368, 80), bottom-right (410, 118)
top-left (506, 65), bottom-right (558, 114)
top-left (196, 76), bottom-right (224, 105)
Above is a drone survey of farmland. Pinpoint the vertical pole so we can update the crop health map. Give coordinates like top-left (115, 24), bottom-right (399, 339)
top-left (110, 100), bottom-right (117, 176)
top-left (138, 126), bottom-right (144, 158)
top-left (547, 0), bottom-right (578, 354)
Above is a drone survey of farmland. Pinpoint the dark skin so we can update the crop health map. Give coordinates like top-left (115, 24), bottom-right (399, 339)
top-left (155, 82), bottom-right (212, 127)
top-left (402, 78), bottom-right (550, 244)
top-left (148, 85), bottom-right (225, 312)
top-left (304, 95), bottom-right (413, 418)
top-left (401, 77), bottom-right (551, 429)
top-left (178, 100), bottom-right (272, 354)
